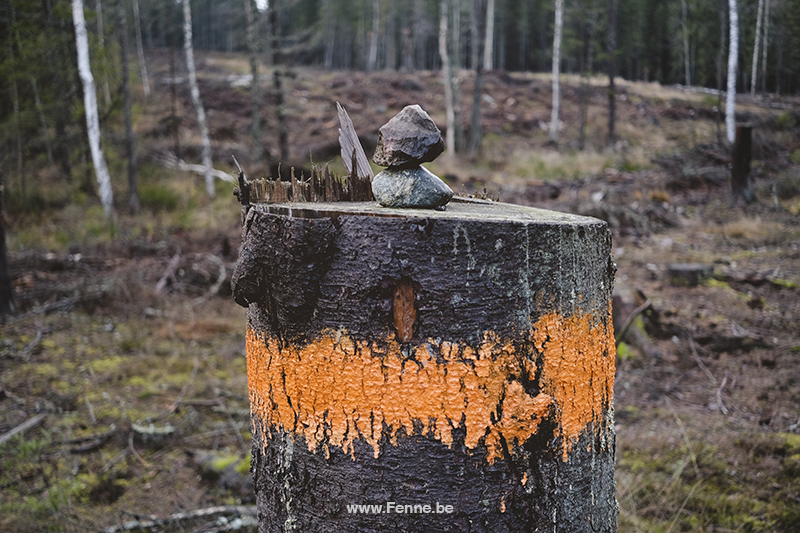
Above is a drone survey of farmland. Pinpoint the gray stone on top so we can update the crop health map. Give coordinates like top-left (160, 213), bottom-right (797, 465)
top-left (373, 105), bottom-right (445, 168)
top-left (372, 166), bottom-right (453, 208)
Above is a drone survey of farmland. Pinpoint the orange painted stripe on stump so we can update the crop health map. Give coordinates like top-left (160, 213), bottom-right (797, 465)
top-left (246, 310), bottom-right (614, 462)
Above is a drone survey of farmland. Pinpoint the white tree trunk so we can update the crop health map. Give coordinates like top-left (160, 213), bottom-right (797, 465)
top-left (440, 0), bottom-right (456, 155)
top-left (681, 0), bottom-right (691, 86)
top-left (751, 0), bottom-right (763, 95)
top-left (72, 0), bottom-right (114, 216)
top-left (550, 0), bottom-right (564, 143)
top-left (133, 0), bottom-right (150, 98)
top-left (482, 0), bottom-right (494, 70)
top-left (726, 0), bottom-right (738, 144)
top-left (368, 0), bottom-right (380, 72)
top-left (182, 0), bottom-right (215, 198)
top-left (245, 0), bottom-right (262, 165)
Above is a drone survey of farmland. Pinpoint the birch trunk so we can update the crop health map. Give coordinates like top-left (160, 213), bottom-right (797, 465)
top-left (482, 0), bottom-right (494, 70)
top-left (182, 0), bottom-right (215, 197)
top-left (681, 0), bottom-right (691, 85)
top-left (726, 0), bottom-right (738, 144)
top-left (368, 0), bottom-right (380, 72)
top-left (751, 0), bottom-right (764, 95)
top-left (132, 0), bottom-right (150, 98)
top-left (245, 0), bottom-right (262, 165)
top-left (550, 0), bottom-right (564, 143)
top-left (73, 0), bottom-right (115, 216)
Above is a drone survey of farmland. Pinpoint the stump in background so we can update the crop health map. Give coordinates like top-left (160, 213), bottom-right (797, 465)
top-left (233, 199), bottom-right (617, 532)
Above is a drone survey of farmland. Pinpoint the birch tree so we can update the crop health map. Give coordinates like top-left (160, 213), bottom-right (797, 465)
top-left (245, 0), bottom-right (262, 165)
top-left (726, 0), bottom-right (738, 144)
top-left (439, 0), bottom-right (462, 154)
top-left (72, 0), bottom-right (115, 216)
top-left (182, 0), bottom-right (215, 197)
top-left (132, 0), bottom-right (150, 98)
top-left (550, 0), bottom-right (564, 143)
top-left (368, 0), bottom-right (381, 72)
top-left (751, 0), bottom-right (764, 95)
top-left (483, 0), bottom-right (494, 70)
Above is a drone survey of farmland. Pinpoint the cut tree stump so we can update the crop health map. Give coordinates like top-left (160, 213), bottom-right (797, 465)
top-left (232, 199), bottom-right (617, 532)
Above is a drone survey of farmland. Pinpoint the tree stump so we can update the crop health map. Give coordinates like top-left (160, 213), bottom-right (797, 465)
top-left (232, 199), bottom-right (617, 532)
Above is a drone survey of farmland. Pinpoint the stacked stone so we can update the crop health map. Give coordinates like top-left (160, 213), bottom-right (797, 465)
top-left (371, 105), bottom-right (454, 209)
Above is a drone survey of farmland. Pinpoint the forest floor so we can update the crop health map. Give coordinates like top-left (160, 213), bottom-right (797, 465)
top-left (2, 51), bottom-right (800, 532)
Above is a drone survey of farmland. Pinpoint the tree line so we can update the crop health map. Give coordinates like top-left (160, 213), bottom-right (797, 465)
top-left (128, 0), bottom-right (800, 93)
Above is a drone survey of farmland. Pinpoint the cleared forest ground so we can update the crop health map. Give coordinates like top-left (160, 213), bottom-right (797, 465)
top-left (2, 52), bottom-right (800, 532)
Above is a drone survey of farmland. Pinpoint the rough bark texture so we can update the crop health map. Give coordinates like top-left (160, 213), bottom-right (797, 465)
top-left (234, 200), bottom-right (617, 532)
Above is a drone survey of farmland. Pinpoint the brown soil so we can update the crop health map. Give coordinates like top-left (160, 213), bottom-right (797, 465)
top-left (2, 51), bottom-right (800, 532)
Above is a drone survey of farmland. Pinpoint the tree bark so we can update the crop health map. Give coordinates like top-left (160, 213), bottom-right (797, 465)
top-left (232, 200), bottom-right (617, 533)
top-left (132, 0), bottom-right (150, 98)
top-left (182, 0), bottom-right (215, 197)
top-left (751, 0), bottom-right (764, 95)
top-left (73, 0), bottom-right (115, 216)
top-left (119, 0), bottom-right (139, 213)
top-left (726, 0), bottom-right (738, 144)
top-left (482, 0), bottom-right (494, 70)
top-left (550, 0), bottom-right (564, 144)
top-left (245, 0), bottom-right (262, 166)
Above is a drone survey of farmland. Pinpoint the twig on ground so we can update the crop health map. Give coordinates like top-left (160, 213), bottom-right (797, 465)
top-left (716, 375), bottom-right (729, 415)
top-left (155, 254), bottom-right (181, 294)
top-left (85, 396), bottom-right (97, 425)
top-left (615, 299), bottom-right (652, 344)
top-left (665, 397), bottom-right (700, 478)
top-left (0, 413), bottom-right (47, 446)
top-left (157, 152), bottom-right (237, 184)
top-left (102, 505), bottom-right (258, 533)
top-left (688, 337), bottom-right (716, 386)
top-left (128, 433), bottom-right (152, 469)
top-left (194, 254), bottom-right (227, 302)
